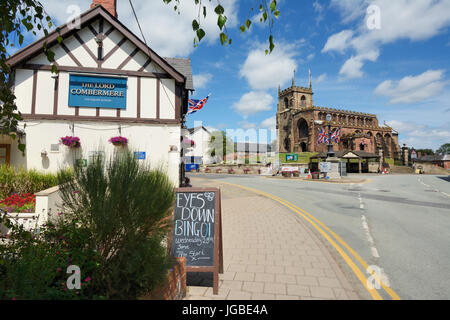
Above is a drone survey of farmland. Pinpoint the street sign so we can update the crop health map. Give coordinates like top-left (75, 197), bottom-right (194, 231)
top-left (286, 154), bottom-right (299, 162)
top-left (134, 152), bottom-right (146, 160)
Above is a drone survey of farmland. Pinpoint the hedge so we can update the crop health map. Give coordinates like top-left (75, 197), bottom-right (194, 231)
top-left (0, 165), bottom-right (71, 200)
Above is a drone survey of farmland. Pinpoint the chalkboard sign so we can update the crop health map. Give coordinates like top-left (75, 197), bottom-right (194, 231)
top-left (171, 188), bottom-right (223, 294)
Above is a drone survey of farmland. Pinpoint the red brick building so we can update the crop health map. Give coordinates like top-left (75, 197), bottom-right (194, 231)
top-left (276, 81), bottom-right (401, 159)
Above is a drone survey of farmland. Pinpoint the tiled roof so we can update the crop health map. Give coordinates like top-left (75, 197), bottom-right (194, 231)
top-left (164, 58), bottom-right (194, 91)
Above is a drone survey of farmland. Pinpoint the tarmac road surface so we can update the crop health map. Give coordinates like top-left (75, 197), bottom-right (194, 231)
top-left (188, 173), bottom-right (450, 300)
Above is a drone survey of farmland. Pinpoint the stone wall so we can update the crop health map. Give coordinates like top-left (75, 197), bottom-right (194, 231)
top-left (198, 164), bottom-right (270, 175)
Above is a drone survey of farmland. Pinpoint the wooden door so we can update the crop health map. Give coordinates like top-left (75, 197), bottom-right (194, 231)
top-left (0, 144), bottom-right (11, 165)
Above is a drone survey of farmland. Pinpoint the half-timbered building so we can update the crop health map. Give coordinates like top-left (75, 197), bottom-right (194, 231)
top-left (3, 1), bottom-right (194, 186)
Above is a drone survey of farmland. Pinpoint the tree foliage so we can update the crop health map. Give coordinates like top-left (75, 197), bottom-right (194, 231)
top-left (1, 0), bottom-right (58, 153)
top-left (163, 0), bottom-right (280, 54)
top-left (436, 143), bottom-right (450, 155)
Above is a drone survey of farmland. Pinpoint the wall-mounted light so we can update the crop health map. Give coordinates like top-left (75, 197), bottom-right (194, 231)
top-left (41, 149), bottom-right (48, 157)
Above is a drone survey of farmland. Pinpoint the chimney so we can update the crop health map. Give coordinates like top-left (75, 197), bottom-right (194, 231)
top-left (91, 0), bottom-right (118, 18)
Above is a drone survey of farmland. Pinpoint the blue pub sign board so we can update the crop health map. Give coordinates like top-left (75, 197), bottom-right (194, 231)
top-left (68, 74), bottom-right (127, 109)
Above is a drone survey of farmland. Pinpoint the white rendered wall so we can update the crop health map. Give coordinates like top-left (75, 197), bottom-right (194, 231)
top-left (18, 121), bottom-right (181, 187)
top-left (185, 129), bottom-right (213, 164)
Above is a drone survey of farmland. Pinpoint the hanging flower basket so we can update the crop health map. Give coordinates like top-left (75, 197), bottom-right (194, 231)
top-left (109, 136), bottom-right (128, 147)
top-left (60, 136), bottom-right (81, 149)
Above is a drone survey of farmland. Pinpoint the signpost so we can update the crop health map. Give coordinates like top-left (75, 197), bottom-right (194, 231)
top-left (171, 188), bottom-right (223, 295)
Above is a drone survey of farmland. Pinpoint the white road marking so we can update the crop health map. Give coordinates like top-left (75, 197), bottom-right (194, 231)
top-left (358, 191), bottom-right (381, 260)
top-left (418, 177), bottom-right (450, 197)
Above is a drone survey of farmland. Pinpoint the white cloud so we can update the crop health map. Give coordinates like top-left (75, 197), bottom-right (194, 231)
top-left (239, 41), bottom-right (299, 91)
top-left (232, 91), bottom-right (274, 117)
top-left (40, 0), bottom-right (239, 57)
top-left (193, 73), bottom-right (213, 89)
top-left (313, 0), bottom-right (325, 25)
top-left (322, 30), bottom-right (354, 54)
top-left (315, 73), bottom-right (327, 84)
top-left (261, 116), bottom-right (276, 129)
top-left (324, 0), bottom-right (450, 79)
top-left (387, 120), bottom-right (450, 149)
top-left (238, 121), bottom-right (257, 129)
top-left (374, 70), bottom-right (447, 104)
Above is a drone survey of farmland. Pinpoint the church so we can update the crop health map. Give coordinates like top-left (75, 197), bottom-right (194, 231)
top-left (276, 78), bottom-right (401, 160)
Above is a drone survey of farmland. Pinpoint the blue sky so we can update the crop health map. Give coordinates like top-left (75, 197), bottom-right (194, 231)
top-left (9, 0), bottom-right (450, 150)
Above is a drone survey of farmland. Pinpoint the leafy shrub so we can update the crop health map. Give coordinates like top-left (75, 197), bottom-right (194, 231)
top-left (57, 150), bottom-right (175, 299)
top-left (1, 151), bottom-right (175, 300)
top-left (0, 215), bottom-right (102, 300)
top-left (0, 165), bottom-right (71, 200)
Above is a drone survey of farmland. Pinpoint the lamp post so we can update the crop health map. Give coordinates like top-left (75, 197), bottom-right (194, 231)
top-left (326, 114), bottom-right (335, 158)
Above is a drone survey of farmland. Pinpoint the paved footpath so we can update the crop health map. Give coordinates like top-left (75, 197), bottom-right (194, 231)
top-left (185, 177), bottom-right (366, 300)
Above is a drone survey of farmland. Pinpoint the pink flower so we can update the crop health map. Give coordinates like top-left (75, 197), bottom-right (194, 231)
top-left (73, 190), bottom-right (79, 194)
top-left (57, 268), bottom-right (62, 272)
top-left (84, 277), bottom-right (92, 282)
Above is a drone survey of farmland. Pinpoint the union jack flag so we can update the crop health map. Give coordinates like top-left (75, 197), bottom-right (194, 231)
top-left (331, 127), bottom-right (342, 143)
top-left (187, 94), bottom-right (211, 115)
top-left (317, 127), bottom-right (329, 145)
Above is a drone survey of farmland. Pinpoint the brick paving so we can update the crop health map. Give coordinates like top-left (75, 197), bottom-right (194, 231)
top-left (184, 177), bottom-right (363, 300)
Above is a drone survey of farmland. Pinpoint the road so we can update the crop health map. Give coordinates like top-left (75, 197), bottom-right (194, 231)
top-left (188, 173), bottom-right (450, 300)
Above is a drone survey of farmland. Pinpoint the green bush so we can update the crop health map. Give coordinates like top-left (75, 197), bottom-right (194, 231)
top-left (1, 151), bottom-right (175, 300)
top-left (0, 216), bottom-right (102, 300)
top-left (0, 165), bottom-right (71, 200)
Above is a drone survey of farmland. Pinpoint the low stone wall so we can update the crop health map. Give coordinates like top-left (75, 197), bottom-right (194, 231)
top-left (199, 164), bottom-right (270, 175)
top-left (415, 163), bottom-right (449, 175)
top-left (143, 257), bottom-right (186, 300)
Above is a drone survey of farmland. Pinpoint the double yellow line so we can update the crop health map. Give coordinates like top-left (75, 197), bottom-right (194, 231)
top-left (220, 181), bottom-right (401, 300)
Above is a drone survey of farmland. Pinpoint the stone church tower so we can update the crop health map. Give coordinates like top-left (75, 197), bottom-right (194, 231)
top-left (276, 76), bottom-right (401, 159)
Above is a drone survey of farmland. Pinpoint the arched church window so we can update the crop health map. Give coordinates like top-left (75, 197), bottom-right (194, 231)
top-left (301, 95), bottom-right (306, 107)
top-left (284, 97), bottom-right (289, 110)
top-left (298, 119), bottom-right (309, 138)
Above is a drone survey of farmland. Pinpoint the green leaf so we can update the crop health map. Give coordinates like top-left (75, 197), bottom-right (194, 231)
top-left (240, 25), bottom-right (246, 33)
top-left (245, 19), bottom-right (252, 29)
top-left (220, 32), bottom-right (227, 45)
top-left (274, 10), bottom-right (280, 19)
top-left (269, 35), bottom-right (275, 53)
top-left (192, 19), bottom-right (199, 31)
top-left (215, 5), bottom-right (225, 15)
top-left (270, 1), bottom-right (277, 12)
top-left (18, 143), bottom-right (26, 154)
top-left (196, 28), bottom-right (205, 42)
top-left (217, 15), bottom-right (227, 30)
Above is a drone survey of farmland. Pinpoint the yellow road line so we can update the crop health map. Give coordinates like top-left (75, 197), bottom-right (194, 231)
top-left (219, 180), bottom-right (401, 300)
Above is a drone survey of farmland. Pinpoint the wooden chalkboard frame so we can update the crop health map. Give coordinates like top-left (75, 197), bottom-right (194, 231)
top-left (170, 187), bottom-right (223, 295)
